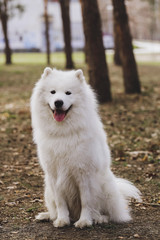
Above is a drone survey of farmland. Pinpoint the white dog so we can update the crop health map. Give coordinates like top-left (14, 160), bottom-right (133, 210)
top-left (30, 68), bottom-right (141, 228)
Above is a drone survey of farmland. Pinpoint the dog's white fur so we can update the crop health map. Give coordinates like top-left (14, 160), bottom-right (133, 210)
top-left (30, 68), bottom-right (141, 228)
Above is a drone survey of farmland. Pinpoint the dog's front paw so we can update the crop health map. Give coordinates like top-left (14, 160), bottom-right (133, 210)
top-left (74, 218), bottom-right (92, 228)
top-left (35, 212), bottom-right (50, 221)
top-left (53, 217), bottom-right (70, 228)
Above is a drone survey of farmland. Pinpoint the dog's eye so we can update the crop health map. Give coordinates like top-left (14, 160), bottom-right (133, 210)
top-left (50, 90), bottom-right (56, 94)
top-left (65, 91), bottom-right (72, 95)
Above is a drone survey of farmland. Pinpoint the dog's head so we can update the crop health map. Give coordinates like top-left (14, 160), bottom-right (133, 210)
top-left (39, 68), bottom-right (85, 122)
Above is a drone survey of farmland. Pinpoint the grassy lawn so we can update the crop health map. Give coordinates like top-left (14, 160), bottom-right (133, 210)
top-left (1, 51), bottom-right (160, 66)
top-left (0, 51), bottom-right (113, 66)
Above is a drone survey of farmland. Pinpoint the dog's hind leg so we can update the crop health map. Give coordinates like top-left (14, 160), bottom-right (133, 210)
top-left (94, 214), bottom-right (109, 225)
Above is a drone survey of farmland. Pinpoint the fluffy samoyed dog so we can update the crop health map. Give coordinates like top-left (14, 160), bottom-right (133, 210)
top-left (30, 68), bottom-right (141, 228)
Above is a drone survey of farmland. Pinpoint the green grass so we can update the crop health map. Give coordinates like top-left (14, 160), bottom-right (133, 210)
top-left (26, 207), bottom-right (38, 213)
top-left (1, 51), bottom-right (160, 66)
top-left (0, 51), bottom-right (113, 66)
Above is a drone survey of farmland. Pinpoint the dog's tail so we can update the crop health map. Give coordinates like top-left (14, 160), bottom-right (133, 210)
top-left (116, 178), bottom-right (142, 202)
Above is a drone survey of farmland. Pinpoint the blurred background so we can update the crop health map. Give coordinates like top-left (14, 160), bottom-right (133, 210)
top-left (0, 0), bottom-right (160, 65)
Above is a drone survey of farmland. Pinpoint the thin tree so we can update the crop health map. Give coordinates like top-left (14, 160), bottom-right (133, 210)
top-left (44, 0), bottom-right (50, 65)
top-left (80, 0), bottom-right (112, 103)
top-left (0, 0), bottom-right (12, 64)
top-left (59, 0), bottom-right (74, 69)
top-left (112, 0), bottom-right (141, 94)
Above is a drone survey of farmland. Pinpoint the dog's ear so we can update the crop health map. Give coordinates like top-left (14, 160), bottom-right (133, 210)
top-left (41, 67), bottom-right (52, 79)
top-left (75, 69), bottom-right (84, 82)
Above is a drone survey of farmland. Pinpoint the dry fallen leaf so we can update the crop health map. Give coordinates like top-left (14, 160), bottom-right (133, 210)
top-left (134, 233), bottom-right (140, 238)
top-left (142, 155), bottom-right (148, 161)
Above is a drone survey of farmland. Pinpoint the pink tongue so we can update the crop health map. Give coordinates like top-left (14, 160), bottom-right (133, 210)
top-left (54, 111), bottom-right (66, 122)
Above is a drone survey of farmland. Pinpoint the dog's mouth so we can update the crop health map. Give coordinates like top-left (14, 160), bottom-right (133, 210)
top-left (49, 105), bottom-right (72, 122)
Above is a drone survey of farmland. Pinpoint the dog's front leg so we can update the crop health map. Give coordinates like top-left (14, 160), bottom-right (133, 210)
top-left (74, 176), bottom-right (93, 228)
top-left (53, 179), bottom-right (70, 227)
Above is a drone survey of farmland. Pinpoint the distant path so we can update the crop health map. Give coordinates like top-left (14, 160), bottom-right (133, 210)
top-left (133, 40), bottom-right (160, 54)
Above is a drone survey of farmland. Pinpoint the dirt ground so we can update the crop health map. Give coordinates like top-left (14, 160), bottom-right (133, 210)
top-left (0, 64), bottom-right (160, 239)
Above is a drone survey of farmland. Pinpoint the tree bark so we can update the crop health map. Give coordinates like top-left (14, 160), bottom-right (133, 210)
top-left (44, 0), bottom-right (50, 65)
top-left (0, 0), bottom-right (12, 65)
top-left (59, 0), bottom-right (74, 69)
top-left (113, 20), bottom-right (121, 66)
top-left (80, 0), bottom-right (112, 103)
top-left (112, 0), bottom-right (141, 94)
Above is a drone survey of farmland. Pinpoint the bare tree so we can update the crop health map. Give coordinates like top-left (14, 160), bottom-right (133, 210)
top-left (112, 0), bottom-right (141, 94)
top-left (44, 0), bottom-right (50, 65)
top-left (80, 0), bottom-right (112, 103)
top-left (59, 0), bottom-right (74, 69)
top-left (0, 0), bottom-right (12, 64)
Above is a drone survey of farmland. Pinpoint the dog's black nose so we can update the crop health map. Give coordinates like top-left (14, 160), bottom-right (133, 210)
top-left (55, 100), bottom-right (63, 108)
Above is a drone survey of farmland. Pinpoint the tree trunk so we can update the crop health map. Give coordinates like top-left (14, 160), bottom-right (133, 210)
top-left (113, 20), bottom-right (121, 66)
top-left (80, 0), bottom-right (112, 103)
top-left (0, 0), bottom-right (12, 65)
top-left (112, 0), bottom-right (141, 94)
top-left (44, 0), bottom-right (50, 65)
top-left (59, 0), bottom-right (74, 69)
